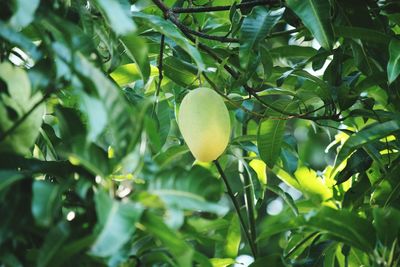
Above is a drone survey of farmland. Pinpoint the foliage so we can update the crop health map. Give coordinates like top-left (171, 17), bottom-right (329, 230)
top-left (1, 0), bottom-right (400, 266)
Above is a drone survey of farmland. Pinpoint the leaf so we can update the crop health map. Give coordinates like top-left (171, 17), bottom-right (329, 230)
top-left (373, 208), bottom-right (400, 246)
top-left (294, 167), bottom-right (333, 203)
top-left (37, 222), bottom-right (70, 267)
top-left (223, 214), bottom-right (241, 258)
top-left (270, 45), bottom-right (318, 59)
top-left (31, 180), bottom-right (61, 227)
top-left (141, 212), bottom-right (195, 267)
top-left (258, 209), bottom-right (300, 242)
top-left (0, 62), bottom-right (45, 155)
top-left (93, 0), bottom-right (136, 35)
top-left (334, 120), bottom-right (400, 169)
top-left (110, 63), bottom-right (145, 86)
top-left (305, 207), bottom-right (376, 252)
top-left (91, 190), bottom-right (144, 257)
top-left (266, 185), bottom-right (298, 216)
top-left (388, 39), bottom-right (400, 84)
top-left (0, 171), bottom-right (25, 191)
top-left (148, 166), bottom-right (228, 215)
top-left (239, 7), bottom-right (285, 68)
top-left (132, 12), bottom-right (204, 71)
top-left (286, 0), bottom-right (334, 50)
top-left (257, 99), bottom-right (297, 168)
top-left (120, 34), bottom-right (150, 82)
top-left (8, 0), bottom-right (40, 30)
top-left (210, 258), bottom-right (236, 267)
top-left (0, 21), bottom-right (42, 61)
top-left (334, 26), bottom-right (391, 44)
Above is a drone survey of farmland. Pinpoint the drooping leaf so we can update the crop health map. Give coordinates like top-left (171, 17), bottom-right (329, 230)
top-left (257, 99), bottom-right (297, 168)
top-left (335, 120), bottom-right (400, 169)
top-left (239, 7), bottom-right (285, 68)
top-left (8, 0), bottom-right (40, 30)
top-left (388, 39), bottom-right (400, 84)
top-left (286, 0), bottom-right (334, 50)
top-left (91, 190), bottom-right (144, 257)
top-left (93, 0), bottom-right (136, 35)
top-left (120, 34), bottom-right (150, 82)
top-left (31, 180), bottom-right (61, 227)
top-left (305, 207), bottom-right (376, 252)
top-left (148, 166), bottom-right (228, 215)
top-left (37, 222), bottom-right (70, 267)
top-left (141, 212), bottom-right (195, 267)
top-left (132, 12), bottom-right (204, 71)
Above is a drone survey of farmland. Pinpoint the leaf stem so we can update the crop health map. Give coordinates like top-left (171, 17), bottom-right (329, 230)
top-left (213, 159), bottom-right (258, 259)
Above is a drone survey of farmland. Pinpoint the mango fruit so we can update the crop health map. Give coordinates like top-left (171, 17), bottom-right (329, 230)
top-left (178, 87), bottom-right (230, 162)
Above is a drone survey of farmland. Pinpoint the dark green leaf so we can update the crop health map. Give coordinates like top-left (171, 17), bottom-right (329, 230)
top-left (31, 180), bottom-right (61, 227)
top-left (388, 39), bottom-right (400, 83)
top-left (239, 7), bottom-right (285, 68)
top-left (286, 0), bottom-right (334, 50)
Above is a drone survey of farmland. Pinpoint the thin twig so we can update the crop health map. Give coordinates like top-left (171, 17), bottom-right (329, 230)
top-left (0, 91), bottom-right (51, 142)
top-left (214, 159), bottom-right (258, 259)
top-left (152, 34), bottom-right (165, 116)
top-left (172, 0), bottom-right (280, 13)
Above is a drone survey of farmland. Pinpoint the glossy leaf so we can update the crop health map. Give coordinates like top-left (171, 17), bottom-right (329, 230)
top-left (388, 39), bottom-right (400, 83)
top-left (120, 34), bottom-right (150, 82)
top-left (286, 0), bottom-right (334, 50)
top-left (239, 7), bottom-right (285, 68)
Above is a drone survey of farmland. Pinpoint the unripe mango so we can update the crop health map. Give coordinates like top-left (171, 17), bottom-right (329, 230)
top-left (178, 87), bottom-right (231, 162)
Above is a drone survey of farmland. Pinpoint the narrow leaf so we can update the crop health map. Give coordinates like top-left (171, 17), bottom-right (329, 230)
top-left (120, 34), bottom-right (150, 82)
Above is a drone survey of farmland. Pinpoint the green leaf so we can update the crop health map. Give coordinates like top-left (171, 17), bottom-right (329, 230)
top-left (31, 180), bottom-right (60, 227)
top-left (305, 207), bottom-right (376, 252)
top-left (132, 12), bottom-right (204, 71)
top-left (37, 222), bottom-right (70, 267)
top-left (148, 166), bottom-right (228, 215)
top-left (0, 171), bottom-right (25, 191)
top-left (334, 26), bottom-right (391, 44)
top-left (93, 0), bottom-right (136, 35)
top-left (373, 208), bottom-right (400, 246)
top-left (91, 190), bottom-right (144, 257)
top-left (239, 7), bottom-right (285, 68)
top-left (223, 214), bottom-right (241, 258)
top-left (286, 0), bottom-right (334, 50)
top-left (110, 63), bottom-right (144, 87)
top-left (388, 39), bottom-right (400, 84)
top-left (0, 21), bottom-right (42, 60)
top-left (270, 45), bottom-right (318, 59)
top-left (8, 0), bottom-right (40, 30)
top-left (266, 185), bottom-right (299, 216)
top-left (210, 258), bottom-right (236, 267)
top-left (335, 120), bottom-right (400, 169)
top-left (120, 34), bottom-right (151, 82)
top-left (294, 167), bottom-right (332, 203)
top-left (0, 62), bottom-right (45, 155)
top-left (141, 212), bottom-right (195, 267)
top-left (257, 100), bottom-right (297, 168)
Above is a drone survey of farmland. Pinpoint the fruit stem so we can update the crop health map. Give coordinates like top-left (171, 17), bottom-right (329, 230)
top-left (214, 159), bottom-right (258, 259)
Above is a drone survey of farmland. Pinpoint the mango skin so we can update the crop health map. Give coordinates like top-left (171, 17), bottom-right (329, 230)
top-left (178, 87), bottom-right (231, 162)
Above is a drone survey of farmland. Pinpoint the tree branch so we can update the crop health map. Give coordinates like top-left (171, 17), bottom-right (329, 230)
top-left (172, 0), bottom-right (280, 13)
